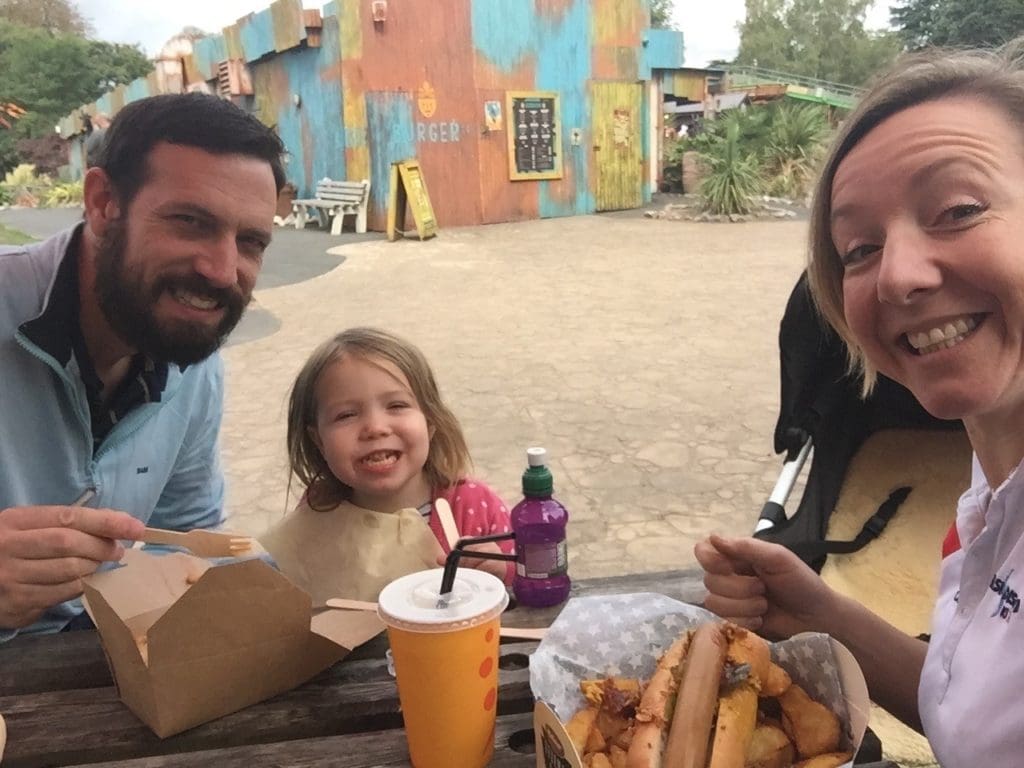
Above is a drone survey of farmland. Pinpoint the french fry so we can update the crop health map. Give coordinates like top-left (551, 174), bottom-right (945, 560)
top-left (566, 706), bottom-right (598, 755)
top-left (581, 679), bottom-right (606, 706)
top-left (585, 722), bottom-right (608, 755)
top-left (561, 622), bottom-right (848, 768)
top-left (608, 744), bottom-right (628, 768)
top-left (778, 683), bottom-right (841, 759)
top-left (762, 663), bottom-right (792, 697)
top-left (745, 723), bottom-right (795, 768)
top-left (794, 752), bottom-right (853, 768)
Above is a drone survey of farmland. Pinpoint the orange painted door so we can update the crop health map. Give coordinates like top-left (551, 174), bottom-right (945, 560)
top-left (591, 81), bottom-right (643, 211)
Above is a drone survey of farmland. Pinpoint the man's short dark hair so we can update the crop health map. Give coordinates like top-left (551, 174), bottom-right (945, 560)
top-left (91, 93), bottom-right (287, 202)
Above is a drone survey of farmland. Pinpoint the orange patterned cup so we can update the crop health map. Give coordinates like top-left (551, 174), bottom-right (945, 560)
top-left (377, 568), bottom-right (509, 768)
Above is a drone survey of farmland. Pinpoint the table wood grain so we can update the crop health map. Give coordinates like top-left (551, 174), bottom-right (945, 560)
top-left (1, 568), bottom-right (897, 767)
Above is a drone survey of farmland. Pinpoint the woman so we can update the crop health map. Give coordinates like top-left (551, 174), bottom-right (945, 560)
top-left (696, 38), bottom-right (1024, 767)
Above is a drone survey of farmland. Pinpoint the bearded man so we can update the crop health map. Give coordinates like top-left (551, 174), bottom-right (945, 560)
top-left (0, 93), bottom-right (285, 639)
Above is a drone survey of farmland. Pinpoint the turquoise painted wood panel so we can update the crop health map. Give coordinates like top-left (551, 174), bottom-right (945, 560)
top-left (365, 91), bottom-right (416, 219)
top-left (471, 0), bottom-right (535, 73)
top-left (239, 7), bottom-right (277, 62)
top-left (642, 28), bottom-right (684, 79)
top-left (125, 77), bottom-right (152, 104)
top-left (537, 0), bottom-right (593, 218)
top-left (95, 93), bottom-right (113, 116)
top-left (280, 44), bottom-right (346, 195)
top-left (193, 36), bottom-right (228, 81)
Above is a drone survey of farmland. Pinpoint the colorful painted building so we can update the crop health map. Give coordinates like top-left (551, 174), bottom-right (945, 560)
top-left (60, 0), bottom-right (685, 230)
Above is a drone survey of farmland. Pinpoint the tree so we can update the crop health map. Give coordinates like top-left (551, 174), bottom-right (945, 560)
top-left (0, 20), bottom-right (151, 173)
top-left (0, 0), bottom-right (90, 36)
top-left (736, 0), bottom-right (902, 84)
top-left (892, 0), bottom-right (1024, 49)
top-left (651, 0), bottom-right (676, 29)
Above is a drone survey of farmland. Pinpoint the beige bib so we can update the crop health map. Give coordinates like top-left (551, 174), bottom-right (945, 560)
top-left (258, 499), bottom-right (443, 605)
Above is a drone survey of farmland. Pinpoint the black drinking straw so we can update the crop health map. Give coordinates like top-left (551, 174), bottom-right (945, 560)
top-left (437, 532), bottom-right (516, 607)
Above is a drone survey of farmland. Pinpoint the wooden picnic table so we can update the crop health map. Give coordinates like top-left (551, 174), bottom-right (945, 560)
top-left (1, 569), bottom-right (898, 767)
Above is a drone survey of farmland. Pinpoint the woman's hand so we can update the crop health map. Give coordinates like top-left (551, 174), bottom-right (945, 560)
top-left (436, 541), bottom-right (510, 581)
top-left (694, 534), bottom-right (839, 640)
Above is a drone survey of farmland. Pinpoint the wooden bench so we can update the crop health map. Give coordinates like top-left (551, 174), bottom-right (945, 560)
top-left (291, 178), bottom-right (370, 235)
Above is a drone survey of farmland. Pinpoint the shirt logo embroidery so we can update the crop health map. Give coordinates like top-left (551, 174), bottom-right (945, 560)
top-left (136, 466), bottom-right (149, 474)
top-left (990, 569), bottom-right (1020, 621)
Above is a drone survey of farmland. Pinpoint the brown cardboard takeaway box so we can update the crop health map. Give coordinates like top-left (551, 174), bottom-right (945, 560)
top-left (527, 595), bottom-right (871, 768)
top-left (81, 549), bottom-right (385, 738)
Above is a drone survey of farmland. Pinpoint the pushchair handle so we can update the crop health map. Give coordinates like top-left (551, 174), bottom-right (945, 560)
top-left (755, 436), bottom-right (813, 534)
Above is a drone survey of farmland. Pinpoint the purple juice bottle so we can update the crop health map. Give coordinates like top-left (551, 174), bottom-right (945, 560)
top-left (511, 447), bottom-right (571, 607)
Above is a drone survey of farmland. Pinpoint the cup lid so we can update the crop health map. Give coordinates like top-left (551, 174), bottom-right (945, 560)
top-left (377, 568), bottom-right (509, 633)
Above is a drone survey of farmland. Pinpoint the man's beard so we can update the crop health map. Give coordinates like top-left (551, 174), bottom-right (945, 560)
top-left (94, 218), bottom-right (250, 367)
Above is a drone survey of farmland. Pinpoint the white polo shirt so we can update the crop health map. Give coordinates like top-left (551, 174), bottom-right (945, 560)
top-left (919, 455), bottom-right (1024, 767)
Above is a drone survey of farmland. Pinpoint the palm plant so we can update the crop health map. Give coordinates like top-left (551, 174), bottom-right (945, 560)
top-left (761, 103), bottom-right (829, 198)
top-left (697, 116), bottom-right (763, 215)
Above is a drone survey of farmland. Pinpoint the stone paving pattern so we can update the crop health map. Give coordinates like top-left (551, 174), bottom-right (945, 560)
top-left (220, 216), bottom-right (807, 579)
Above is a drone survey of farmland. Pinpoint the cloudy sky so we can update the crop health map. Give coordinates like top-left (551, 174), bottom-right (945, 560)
top-left (77, 0), bottom-right (894, 67)
top-left (674, 0), bottom-right (894, 66)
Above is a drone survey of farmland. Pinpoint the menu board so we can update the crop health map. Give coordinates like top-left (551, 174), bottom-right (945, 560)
top-left (506, 91), bottom-right (563, 181)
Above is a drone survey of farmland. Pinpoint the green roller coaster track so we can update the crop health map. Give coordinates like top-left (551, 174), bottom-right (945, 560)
top-left (725, 65), bottom-right (865, 109)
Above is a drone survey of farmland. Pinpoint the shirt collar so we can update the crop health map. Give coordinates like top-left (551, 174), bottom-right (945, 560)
top-left (18, 223), bottom-right (170, 397)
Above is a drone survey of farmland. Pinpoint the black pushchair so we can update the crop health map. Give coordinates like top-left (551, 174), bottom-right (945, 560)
top-left (754, 274), bottom-right (972, 760)
top-left (755, 272), bottom-right (969, 570)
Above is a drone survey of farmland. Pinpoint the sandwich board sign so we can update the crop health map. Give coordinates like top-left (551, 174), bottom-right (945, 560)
top-left (387, 158), bottom-right (438, 242)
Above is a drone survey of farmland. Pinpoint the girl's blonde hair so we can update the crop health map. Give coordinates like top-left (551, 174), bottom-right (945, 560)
top-left (807, 36), bottom-right (1024, 393)
top-left (287, 327), bottom-right (472, 510)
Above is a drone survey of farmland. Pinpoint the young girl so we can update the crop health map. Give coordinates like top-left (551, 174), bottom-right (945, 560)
top-left (260, 327), bottom-right (514, 604)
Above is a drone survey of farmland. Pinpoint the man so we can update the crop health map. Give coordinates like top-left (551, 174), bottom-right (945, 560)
top-left (83, 113), bottom-right (111, 169)
top-left (0, 93), bottom-right (285, 639)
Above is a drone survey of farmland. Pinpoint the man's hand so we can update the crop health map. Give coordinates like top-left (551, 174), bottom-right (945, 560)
top-left (435, 541), bottom-right (511, 582)
top-left (0, 505), bottom-right (146, 629)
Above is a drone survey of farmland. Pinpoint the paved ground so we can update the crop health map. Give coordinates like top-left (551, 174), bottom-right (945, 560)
top-left (218, 215), bottom-right (808, 579)
top-left (3, 206), bottom-right (809, 575)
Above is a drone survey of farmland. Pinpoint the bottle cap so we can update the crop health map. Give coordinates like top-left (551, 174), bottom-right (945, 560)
top-left (522, 447), bottom-right (553, 496)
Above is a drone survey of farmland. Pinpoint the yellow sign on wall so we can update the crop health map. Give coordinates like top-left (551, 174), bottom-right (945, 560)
top-left (387, 159), bottom-right (438, 242)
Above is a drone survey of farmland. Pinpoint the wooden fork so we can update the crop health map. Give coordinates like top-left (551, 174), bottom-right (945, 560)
top-left (434, 498), bottom-right (460, 550)
top-left (139, 527), bottom-right (254, 558)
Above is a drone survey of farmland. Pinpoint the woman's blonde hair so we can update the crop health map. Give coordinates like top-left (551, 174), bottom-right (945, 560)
top-left (287, 327), bottom-right (472, 509)
top-left (807, 36), bottom-right (1024, 392)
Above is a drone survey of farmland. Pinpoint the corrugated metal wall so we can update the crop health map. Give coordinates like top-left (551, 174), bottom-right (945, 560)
top-left (249, 6), bottom-right (346, 195)
top-left (344, 0), bottom-right (483, 230)
top-left (365, 92), bottom-right (416, 219)
top-left (60, 0), bottom-right (685, 230)
top-left (592, 81), bottom-right (643, 211)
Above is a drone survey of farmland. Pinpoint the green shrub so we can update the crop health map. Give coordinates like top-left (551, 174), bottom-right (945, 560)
top-left (44, 180), bottom-right (83, 207)
top-left (761, 103), bottom-right (829, 198)
top-left (697, 118), bottom-right (763, 215)
top-left (0, 165), bottom-right (84, 207)
top-left (0, 163), bottom-right (48, 206)
top-left (682, 101), bottom-right (833, 214)
top-left (3, 163), bottom-right (46, 188)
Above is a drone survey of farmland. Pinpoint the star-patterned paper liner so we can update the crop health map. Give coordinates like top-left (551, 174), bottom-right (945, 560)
top-left (530, 593), bottom-right (863, 763)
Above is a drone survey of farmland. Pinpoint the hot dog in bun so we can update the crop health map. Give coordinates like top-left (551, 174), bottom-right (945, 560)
top-left (623, 622), bottom-right (843, 768)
